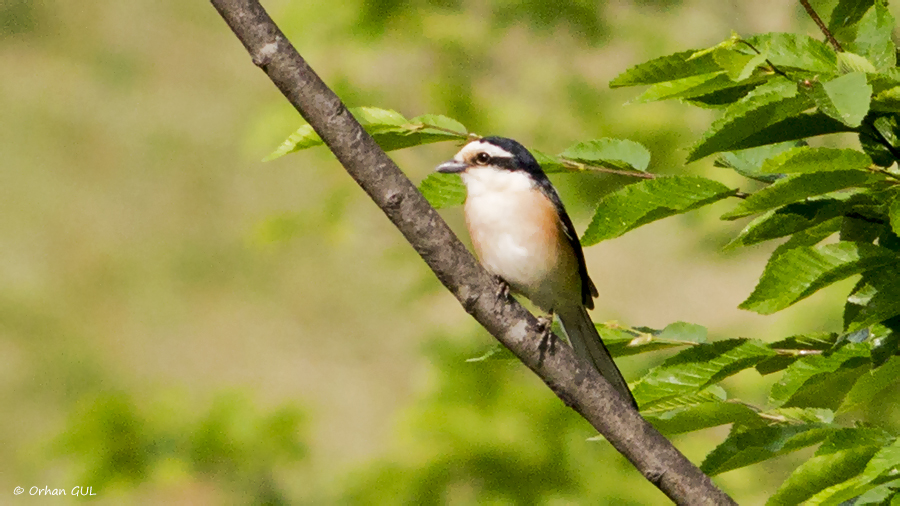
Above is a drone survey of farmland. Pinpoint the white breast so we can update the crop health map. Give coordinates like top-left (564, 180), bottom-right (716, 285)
top-left (461, 167), bottom-right (580, 312)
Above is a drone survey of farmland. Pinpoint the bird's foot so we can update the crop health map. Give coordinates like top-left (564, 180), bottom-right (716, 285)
top-left (536, 312), bottom-right (557, 364)
top-left (494, 276), bottom-right (511, 301)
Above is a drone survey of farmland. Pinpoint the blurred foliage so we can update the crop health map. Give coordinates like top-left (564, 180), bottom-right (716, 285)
top-left (55, 392), bottom-right (308, 504)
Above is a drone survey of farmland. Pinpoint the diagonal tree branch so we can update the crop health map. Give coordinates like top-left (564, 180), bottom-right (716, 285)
top-left (210, 1), bottom-right (737, 504)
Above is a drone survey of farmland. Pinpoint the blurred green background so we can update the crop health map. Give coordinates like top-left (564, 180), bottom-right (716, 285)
top-left (2, 0), bottom-right (889, 504)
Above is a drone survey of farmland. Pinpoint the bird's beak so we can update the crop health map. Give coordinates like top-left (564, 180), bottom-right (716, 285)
top-left (435, 160), bottom-right (467, 174)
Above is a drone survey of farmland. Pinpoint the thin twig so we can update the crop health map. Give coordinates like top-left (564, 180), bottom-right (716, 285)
top-left (411, 122), bottom-right (470, 138)
top-left (800, 0), bottom-right (844, 52)
top-left (560, 159), bottom-right (657, 179)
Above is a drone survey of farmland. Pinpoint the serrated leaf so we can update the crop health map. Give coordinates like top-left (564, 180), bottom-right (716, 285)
top-left (726, 200), bottom-right (845, 249)
top-left (633, 72), bottom-right (767, 105)
top-left (768, 427), bottom-right (893, 506)
top-left (852, 478), bottom-right (900, 505)
top-left (757, 332), bottom-right (840, 375)
top-left (848, 1), bottom-right (897, 71)
top-left (759, 147), bottom-right (872, 174)
top-left (769, 217), bottom-right (843, 258)
top-left (829, 0), bottom-right (876, 35)
top-left (715, 142), bottom-right (801, 183)
top-left (582, 176), bottom-right (735, 245)
top-left (761, 407), bottom-right (835, 424)
top-left (722, 170), bottom-right (878, 220)
top-left (844, 266), bottom-right (900, 332)
top-left (837, 51), bottom-right (879, 74)
top-left (265, 107), bottom-right (467, 161)
top-left (713, 48), bottom-right (768, 81)
top-left (806, 438), bottom-right (900, 505)
top-left (727, 111), bottom-right (854, 152)
top-left (688, 79), bottom-right (815, 161)
top-left (632, 339), bottom-right (776, 406)
top-left (559, 138), bottom-right (651, 172)
top-left (418, 173), bottom-right (466, 209)
top-left (701, 424), bottom-right (836, 476)
top-left (744, 33), bottom-right (838, 73)
top-left (740, 242), bottom-right (899, 314)
top-left (598, 322), bottom-right (704, 357)
top-left (811, 72), bottom-right (872, 128)
top-left (839, 356), bottom-right (900, 413)
top-left (642, 387), bottom-right (759, 435)
top-left (769, 342), bottom-right (871, 407)
top-left (610, 49), bottom-right (721, 88)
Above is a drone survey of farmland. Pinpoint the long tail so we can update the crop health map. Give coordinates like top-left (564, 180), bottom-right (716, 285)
top-left (557, 304), bottom-right (638, 409)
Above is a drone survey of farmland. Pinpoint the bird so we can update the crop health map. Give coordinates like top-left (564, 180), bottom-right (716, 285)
top-left (436, 136), bottom-right (637, 409)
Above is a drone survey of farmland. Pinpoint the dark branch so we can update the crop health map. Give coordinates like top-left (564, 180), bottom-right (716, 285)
top-left (209, 1), bottom-right (738, 504)
top-left (799, 0), bottom-right (844, 52)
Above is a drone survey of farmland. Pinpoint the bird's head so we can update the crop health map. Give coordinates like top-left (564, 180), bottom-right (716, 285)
top-left (435, 136), bottom-right (546, 195)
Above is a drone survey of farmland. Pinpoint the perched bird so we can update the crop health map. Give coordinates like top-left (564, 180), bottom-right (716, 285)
top-left (436, 136), bottom-right (637, 409)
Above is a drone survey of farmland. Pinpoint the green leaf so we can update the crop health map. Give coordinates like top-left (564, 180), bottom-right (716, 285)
top-left (768, 427), bottom-right (893, 506)
top-left (264, 124), bottom-right (322, 161)
top-left (715, 142), bottom-right (801, 183)
top-left (769, 217), bottom-right (843, 258)
top-left (806, 438), bottom-right (900, 505)
top-left (688, 79), bottom-right (815, 161)
top-left (847, 1), bottom-right (896, 72)
top-left (844, 266), bottom-right (900, 332)
top-left (810, 72), bottom-right (873, 128)
top-left (726, 200), bottom-right (845, 249)
top-left (531, 150), bottom-right (569, 174)
top-left (264, 107), bottom-right (467, 161)
top-left (418, 173), bottom-right (466, 209)
top-left (632, 339), bottom-right (776, 406)
top-left (701, 424), bottom-right (836, 476)
top-left (740, 242), bottom-right (899, 315)
top-left (744, 33), bottom-right (838, 73)
top-left (598, 322), bottom-right (705, 358)
top-left (837, 51), bottom-right (878, 74)
top-left (656, 321), bottom-right (708, 342)
top-left (839, 356), bottom-right (900, 413)
top-left (756, 332), bottom-right (840, 375)
top-left (727, 112), bottom-right (854, 152)
top-left (641, 387), bottom-right (759, 435)
top-left (871, 87), bottom-right (900, 113)
top-left (761, 407), bottom-right (835, 425)
top-left (722, 170), bottom-right (878, 220)
top-left (890, 198), bottom-right (900, 236)
top-left (713, 48), bottom-right (768, 81)
top-left (829, 0), bottom-right (876, 35)
top-left (632, 73), bottom-right (763, 105)
top-left (759, 147), bottom-right (872, 174)
top-left (559, 138), bottom-right (651, 172)
top-left (610, 49), bottom-right (721, 88)
top-left (769, 342), bottom-right (871, 407)
top-left (582, 176), bottom-right (735, 245)
top-left (853, 478), bottom-right (900, 505)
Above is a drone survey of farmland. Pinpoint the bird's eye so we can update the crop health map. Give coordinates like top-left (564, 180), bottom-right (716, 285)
top-left (474, 152), bottom-right (491, 165)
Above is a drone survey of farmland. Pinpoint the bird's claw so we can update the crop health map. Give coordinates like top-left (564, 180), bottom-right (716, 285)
top-left (495, 277), bottom-right (511, 300)
top-left (536, 312), bottom-right (557, 362)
